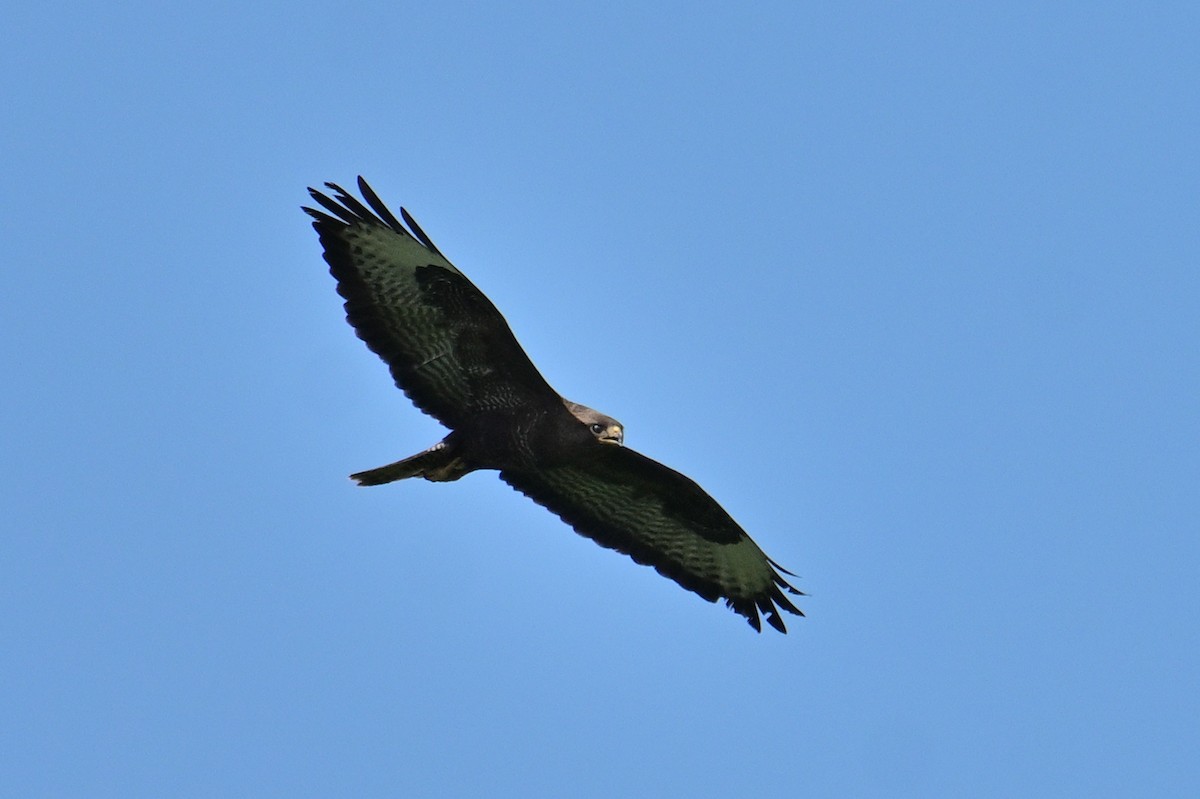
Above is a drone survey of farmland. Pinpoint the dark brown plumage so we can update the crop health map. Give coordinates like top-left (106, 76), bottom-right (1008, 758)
top-left (304, 177), bottom-right (804, 632)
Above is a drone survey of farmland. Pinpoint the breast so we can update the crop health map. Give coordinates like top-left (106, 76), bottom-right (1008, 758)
top-left (453, 404), bottom-right (593, 471)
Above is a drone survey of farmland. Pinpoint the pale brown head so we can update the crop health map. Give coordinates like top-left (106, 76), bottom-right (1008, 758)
top-left (564, 400), bottom-right (624, 445)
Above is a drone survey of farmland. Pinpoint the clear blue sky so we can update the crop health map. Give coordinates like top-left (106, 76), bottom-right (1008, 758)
top-left (3, 2), bottom-right (1197, 796)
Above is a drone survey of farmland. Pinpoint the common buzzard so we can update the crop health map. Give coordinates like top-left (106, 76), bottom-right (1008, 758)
top-left (304, 178), bottom-right (804, 632)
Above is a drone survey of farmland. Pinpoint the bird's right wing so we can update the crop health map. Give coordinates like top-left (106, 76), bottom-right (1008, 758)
top-left (304, 178), bottom-right (559, 428)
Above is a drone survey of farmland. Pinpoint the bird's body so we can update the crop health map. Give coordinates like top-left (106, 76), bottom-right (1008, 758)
top-left (304, 178), bottom-right (804, 632)
top-left (352, 402), bottom-right (611, 484)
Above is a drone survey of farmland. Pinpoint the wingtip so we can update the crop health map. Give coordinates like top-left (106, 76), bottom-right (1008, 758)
top-left (765, 611), bottom-right (788, 634)
top-left (768, 556), bottom-right (801, 578)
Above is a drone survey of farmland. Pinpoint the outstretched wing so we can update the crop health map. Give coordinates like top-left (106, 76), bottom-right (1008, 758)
top-left (501, 446), bottom-right (804, 633)
top-left (304, 177), bottom-right (559, 429)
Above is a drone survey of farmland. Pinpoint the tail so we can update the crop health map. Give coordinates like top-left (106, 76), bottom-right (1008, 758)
top-left (350, 440), bottom-right (471, 485)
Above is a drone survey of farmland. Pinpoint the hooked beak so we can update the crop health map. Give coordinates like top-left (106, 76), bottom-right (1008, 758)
top-left (599, 425), bottom-right (624, 445)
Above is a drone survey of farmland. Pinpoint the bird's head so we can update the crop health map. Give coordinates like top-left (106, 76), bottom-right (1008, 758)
top-left (564, 401), bottom-right (624, 446)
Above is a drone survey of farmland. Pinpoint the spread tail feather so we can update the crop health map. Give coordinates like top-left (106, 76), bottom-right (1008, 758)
top-left (350, 440), bottom-right (470, 485)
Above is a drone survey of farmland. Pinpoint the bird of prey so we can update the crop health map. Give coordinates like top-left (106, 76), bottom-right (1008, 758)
top-left (303, 178), bottom-right (804, 632)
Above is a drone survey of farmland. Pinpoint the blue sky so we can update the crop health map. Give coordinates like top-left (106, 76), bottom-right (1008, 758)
top-left (3, 2), bottom-right (1197, 796)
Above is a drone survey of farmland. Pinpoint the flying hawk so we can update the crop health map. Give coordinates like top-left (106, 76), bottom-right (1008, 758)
top-left (304, 178), bottom-right (804, 632)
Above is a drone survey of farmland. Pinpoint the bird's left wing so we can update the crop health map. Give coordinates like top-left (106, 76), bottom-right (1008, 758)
top-left (500, 446), bottom-right (804, 633)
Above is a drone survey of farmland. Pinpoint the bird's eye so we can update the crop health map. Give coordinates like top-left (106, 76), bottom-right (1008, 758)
top-left (590, 423), bottom-right (605, 434)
